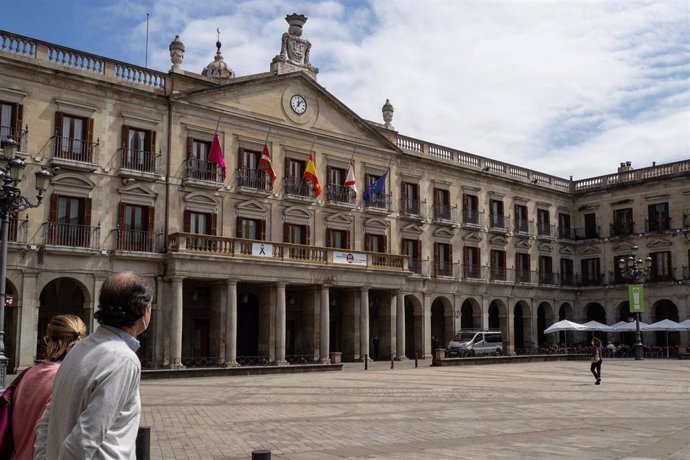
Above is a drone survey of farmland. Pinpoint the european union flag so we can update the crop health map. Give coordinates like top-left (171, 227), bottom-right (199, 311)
top-left (363, 170), bottom-right (388, 204)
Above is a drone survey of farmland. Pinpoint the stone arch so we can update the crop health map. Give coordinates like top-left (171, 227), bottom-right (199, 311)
top-left (537, 302), bottom-right (554, 346)
top-left (558, 302), bottom-right (575, 344)
top-left (404, 294), bottom-right (423, 359)
top-left (431, 296), bottom-right (453, 346)
top-left (653, 299), bottom-right (680, 346)
top-left (489, 299), bottom-right (509, 353)
top-left (3, 279), bottom-right (20, 372)
top-left (38, 277), bottom-right (90, 359)
top-left (460, 297), bottom-right (480, 330)
top-left (513, 300), bottom-right (532, 350)
top-left (586, 302), bottom-right (606, 323)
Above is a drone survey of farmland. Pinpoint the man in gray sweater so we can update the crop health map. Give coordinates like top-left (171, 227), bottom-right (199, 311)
top-left (34, 272), bottom-right (152, 459)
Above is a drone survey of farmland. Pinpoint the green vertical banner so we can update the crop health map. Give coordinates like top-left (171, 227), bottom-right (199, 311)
top-left (628, 284), bottom-right (644, 313)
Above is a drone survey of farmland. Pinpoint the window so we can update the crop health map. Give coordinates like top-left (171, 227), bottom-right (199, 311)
top-left (539, 256), bottom-right (553, 284)
top-left (581, 258), bottom-right (601, 286)
top-left (186, 137), bottom-right (221, 182)
top-left (650, 251), bottom-right (672, 281)
top-left (326, 166), bottom-right (355, 204)
top-left (558, 213), bottom-right (572, 239)
top-left (285, 158), bottom-right (308, 196)
top-left (647, 203), bottom-right (670, 232)
top-left (490, 249), bottom-right (506, 281)
top-left (463, 246), bottom-right (480, 278)
top-left (516, 253), bottom-right (531, 282)
top-left (184, 210), bottom-right (216, 250)
top-left (236, 217), bottom-right (265, 240)
top-left (364, 173), bottom-right (389, 209)
top-left (433, 188), bottom-right (451, 220)
top-left (490, 199), bottom-right (505, 228)
top-left (612, 208), bottom-right (634, 236)
top-left (537, 209), bottom-right (550, 236)
top-left (584, 213), bottom-right (597, 238)
top-left (237, 147), bottom-right (269, 189)
top-left (49, 195), bottom-right (91, 247)
top-left (54, 112), bottom-right (94, 162)
top-left (121, 126), bottom-right (155, 172)
top-left (284, 223), bottom-right (309, 244)
top-left (326, 229), bottom-right (350, 249)
top-left (365, 233), bottom-right (386, 253)
top-left (560, 258), bottom-right (574, 285)
top-left (401, 182), bottom-right (420, 215)
top-left (515, 204), bottom-right (528, 233)
top-left (118, 204), bottom-right (155, 251)
top-left (434, 242), bottom-right (453, 277)
top-left (463, 194), bottom-right (479, 225)
top-left (402, 238), bottom-right (422, 273)
top-left (0, 100), bottom-right (22, 140)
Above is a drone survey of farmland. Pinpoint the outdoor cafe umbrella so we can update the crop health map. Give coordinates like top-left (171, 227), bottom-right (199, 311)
top-left (680, 319), bottom-right (690, 329)
top-left (612, 320), bottom-right (649, 332)
top-left (645, 319), bottom-right (687, 358)
top-left (581, 320), bottom-right (613, 332)
top-left (544, 320), bottom-right (586, 345)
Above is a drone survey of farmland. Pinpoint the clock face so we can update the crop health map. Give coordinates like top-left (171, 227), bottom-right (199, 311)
top-left (290, 95), bottom-right (307, 114)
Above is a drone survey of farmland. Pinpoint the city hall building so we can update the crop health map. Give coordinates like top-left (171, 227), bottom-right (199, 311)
top-left (0, 15), bottom-right (688, 372)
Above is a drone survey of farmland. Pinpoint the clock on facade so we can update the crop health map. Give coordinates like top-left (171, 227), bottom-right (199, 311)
top-left (290, 94), bottom-right (307, 114)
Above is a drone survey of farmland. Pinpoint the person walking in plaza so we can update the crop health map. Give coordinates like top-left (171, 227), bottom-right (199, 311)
top-left (590, 337), bottom-right (603, 385)
top-left (9, 314), bottom-right (86, 460)
top-left (34, 272), bottom-right (152, 459)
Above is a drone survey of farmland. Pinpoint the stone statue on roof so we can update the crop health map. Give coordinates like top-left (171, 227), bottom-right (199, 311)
top-left (271, 13), bottom-right (318, 79)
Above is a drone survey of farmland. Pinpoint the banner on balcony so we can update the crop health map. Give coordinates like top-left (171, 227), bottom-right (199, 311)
top-left (332, 251), bottom-right (367, 266)
top-left (252, 242), bottom-right (273, 257)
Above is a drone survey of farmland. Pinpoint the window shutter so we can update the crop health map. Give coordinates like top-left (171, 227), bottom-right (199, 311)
top-left (117, 203), bottom-right (125, 230)
top-left (259, 220), bottom-right (266, 241)
top-left (235, 216), bottom-right (242, 238)
top-left (210, 213), bottom-right (217, 236)
top-left (49, 194), bottom-right (59, 223)
top-left (463, 247), bottom-right (469, 266)
top-left (305, 225), bottom-right (310, 246)
top-left (238, 148), bottom-right (245, 169)
top-left (326, 229), bottom-right (332, 248)
top-left (13, 103), bottom-right (22, 134)
top-left (364, 233), bottom-right (370, 252)
top-left (85, 117), bottom-right (94, 143)
top-left (183, 211), bottom-right (191, 233)
top-left (346, 230), bottom-right (351, 250)
top-left (434, 243), bottom-right (439, 264)
top-left (83, 198), bottom-right (92, 226)
top-left (147, 206), bottom-right (155, 233)
top-left (383, 234), bottom-right (387, 253)
top-left (401, 183), bottom-right (408, 201)
top-left (121, 125), bottom-right (129, 150)
top-left (186, 137), bottom-right (193, 158)
top-left (54, 112), bottom-right (64, 137)
top-left (416, 240), bottom-right (421, 259)
top-left (148, 130), bottom-right (156, 154)
top-left (283, 223), bottom-right (289, 243)
top-left (448, 244), bottom-right (453, 264)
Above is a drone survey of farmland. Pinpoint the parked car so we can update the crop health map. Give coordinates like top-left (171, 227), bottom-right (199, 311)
top-left (446, 330), bottom-right (504, 357)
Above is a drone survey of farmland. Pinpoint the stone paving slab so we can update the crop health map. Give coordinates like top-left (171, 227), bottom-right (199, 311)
top-left (140, 359), bottom-right (690, 459)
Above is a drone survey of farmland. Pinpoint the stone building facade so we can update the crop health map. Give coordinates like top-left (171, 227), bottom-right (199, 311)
top-left (0, 17), bottom-right (688, 371)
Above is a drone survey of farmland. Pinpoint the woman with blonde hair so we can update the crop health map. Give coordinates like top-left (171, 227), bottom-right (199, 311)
top-left (10, 314), bottom-right (86, 459)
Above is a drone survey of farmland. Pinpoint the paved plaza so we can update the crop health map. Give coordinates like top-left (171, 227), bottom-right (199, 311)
top-left (140, 359), bottom-right (690, 459)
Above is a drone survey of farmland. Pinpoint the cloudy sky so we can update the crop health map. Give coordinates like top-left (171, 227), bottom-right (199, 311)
top-left (2, 0), bottom-right (688, 179)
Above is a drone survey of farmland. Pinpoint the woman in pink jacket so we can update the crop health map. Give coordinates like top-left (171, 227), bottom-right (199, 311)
top-left (11, 314), bottom-right (86, 460)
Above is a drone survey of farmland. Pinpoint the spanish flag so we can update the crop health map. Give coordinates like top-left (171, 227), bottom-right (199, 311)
top-left (304, 152), bottom-right (321, 196)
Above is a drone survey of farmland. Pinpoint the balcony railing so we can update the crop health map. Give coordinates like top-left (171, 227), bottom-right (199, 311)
top-left (116, 229), bottom-right (164, 253)
top-left (489, 214), bottom-right (508, 230)
top-left (284, 176), bottom-right (317, 199)
top-left (610, 222), bottom-right (635, 237)
top-left (408, 257), bottom-right (422, 274)
top-left (649, 270), bottom-right (675, 283)
top-left (462, 264), bottom-right (482, 280)
top-left (579, 274), bottom-right (604, 286)
top-left (44, 222), bottom-right (99, 248)
top-left (560, 273), bottom-right (576, 286)
top-left (558, 226), bottom-right (576, 240)
top-left (235, 168), bottom-right (273, 192)
top-left (537, 223), bottom-right (555, 238)
top-left (52, 136), bottom-right (97, 163)
top-left (186, 158), bottom-right (224, 183)
top-left (683, 266), bottom-right (689, 280)
top-left (168, 233), bottom-right (407, 271)
top-left (120, 148), bottom-right (157, 174)
top-left (516, 269), bottom-right (536, 284)
top-left (489, 266), bottom-right (510, 281)
top-left (326, 184), bottom-right (356, 205)
top-left (400, 198), bottom-right (423, 217)
top-left (645, 217), bottom-right (671, 233)
top-left (514, 219), bottom-right (530, 234)
top-left (364, 192), bottom-right (391, 211)
top-left (433, 260), bottom-right (454, 277)
top-left (462, 210), bottom-right (481, 226)
top-left (574, 226), bottom-right (600, 239)
top-left (433, 204), bottom-right (455, 222)
top-left (538, 272), bottom-right (559, 285)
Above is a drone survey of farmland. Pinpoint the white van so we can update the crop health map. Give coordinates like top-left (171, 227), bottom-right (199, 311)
top-left (446, 330), bottom-right (504, 357)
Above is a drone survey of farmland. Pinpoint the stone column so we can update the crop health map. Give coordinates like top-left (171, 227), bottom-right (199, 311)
top-left (359, 287), bottom-right (369, 361)
top-left (396, 291), bottom-right (406, 360)
top-left (17, 271), bottom-right (38, 370)
top-left (320, 285), bottom-right (330, 364)
top-left (482, 297), bottom-right (491, 330)
top-left (388, 292), bottom-right (397, 360)
top-left (274, 282), bottom-right (287, 365)
top-left (423, 293), bottom-right (431, 359)
top-left (225, 279), bottom-right (238, 366)
top-left (169, 276), bottom-right (184, 368)
top-left (506, 303), bottom-right (515, 356)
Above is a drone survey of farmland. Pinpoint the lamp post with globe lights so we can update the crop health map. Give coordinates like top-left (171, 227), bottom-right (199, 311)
top-left (618, 245), bottom-right (652, 361)
top-left (0, 137), bottom-right (52, 388)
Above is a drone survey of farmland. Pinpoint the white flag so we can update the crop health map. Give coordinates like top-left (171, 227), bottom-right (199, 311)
top-left (344, 162), bottom-right (358, 195)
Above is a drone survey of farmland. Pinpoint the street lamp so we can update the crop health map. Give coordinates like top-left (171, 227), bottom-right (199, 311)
top-left (0, 137), bottom-right (52, 388)
top-left (618, 245), bottom-right (652, 361)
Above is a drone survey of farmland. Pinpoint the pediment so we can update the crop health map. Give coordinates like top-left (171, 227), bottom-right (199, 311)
top-left (120, 183), bottom-right (157, 199)
top-left (51, 173), bottom-right (94, 197)
top-left (489, 235), bottom-right (508, 246)
top-left (462, 231), bottom-right (482, 242)
top-left (579, 245), bottom-right (601, 255)
top-left (283, 206), bottom-right (312, 225)
top-left (401, 223), bottom-right (424, 237)
top-left (433, 227), bottom-right (455, 239)
top-left (559, 246), bottom-right (574, 256)
top-left (514, 240), bottom-right (532, 250)
top-left (236, 198), bottom-right (268, 219)
top-left (612, 242), bottom-right (637, 254)
top-left (364, 217), bottom-right (389, 232)
top-left (537, 242), bottom-right (553, 253)
top-left (325, 212), bottom-right (353, 227)
top-left (180, 73), bottom-right (397, 151)
top-left (646, 238), bottom-right (672, 249)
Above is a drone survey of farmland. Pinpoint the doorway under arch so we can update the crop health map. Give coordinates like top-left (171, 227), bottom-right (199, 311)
top-left (38, 278), bottom-right (88, 360)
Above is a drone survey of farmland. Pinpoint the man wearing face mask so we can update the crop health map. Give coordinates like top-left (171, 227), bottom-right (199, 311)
top-left (34, 272), bottom-right (152, 459)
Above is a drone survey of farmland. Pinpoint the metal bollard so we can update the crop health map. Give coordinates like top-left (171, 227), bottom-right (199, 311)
top-left (364, 353), bottom-right (368, 370)
top-left (136, 427), bottom-right (150, 460)
top-left (391, 356), bottom-right (394, 369)
top-left (252, 449), bottom-right (271, 460)
top-left (414, 352), bottom-right (418, 368)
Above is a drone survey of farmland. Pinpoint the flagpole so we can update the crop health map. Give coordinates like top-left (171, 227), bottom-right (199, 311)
top-left (263, 126), bottom-right (272, 145)
top-left (349, 146), bottom-right (357, 163)
top-left (214, 115), bottom-right (221, 134)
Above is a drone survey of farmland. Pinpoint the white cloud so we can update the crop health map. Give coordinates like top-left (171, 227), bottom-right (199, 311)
top-left (115, 0), bottom-right (688, 179)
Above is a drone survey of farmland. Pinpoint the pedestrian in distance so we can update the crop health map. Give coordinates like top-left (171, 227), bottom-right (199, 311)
top-left (590, 337), bottom-right (603, 385)
top-left (34, 271), bottom-right (153, 459)
top-left (9, 315), bottom-right (86, 460)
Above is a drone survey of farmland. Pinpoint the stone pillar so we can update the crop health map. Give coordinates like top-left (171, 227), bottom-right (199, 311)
top-left (225, 279), bottom-right (238, 366)
top-left (169, 276), bottom-right (184, 368)
top-left (154, 276), bottom-right (166, 367)
top-left (16, 271), bottom-right (38, 370)
top-left (388, 292), bottom-right (397, 360)
top-left (506, 302), bottom-right (515, 356)
top-left (359, 287), bottom-right (369, 361)
top-left (482, 297), bottom-right (491, 330)
top-left (396, 291), bottom-right (406, 360)
top-left (423, 293), bottom-right (431, 359)
top-left (320, 285), bottom-right (330, 364)
top-left (274, 282), bottom-right (287, 365)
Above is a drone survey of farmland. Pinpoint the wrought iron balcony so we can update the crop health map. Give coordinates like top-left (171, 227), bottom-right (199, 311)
top-left (645, 217), bottom-right (671, 233)
top-left (116, 229), bottom-right (164, 252)
top-left (574, 226), bottom-right (600, 239)
top-left (433, 259), bottom-right (454, 277)
top-left (185, 158), bottom-right (224, 183)
top-left (363, 192), bottom-right (391, 211)
top-left (610, 221), bottom-right (635, 237)
top-left (52, 136), bottom-right (97, 163)
top-left (325, 184), bottom-right (356, 205)
top-left (489, 214), bottom-right (508, 230)
top-left (284, 176), bottom-right (317, 199)
top-left (462, 210), bottom-right (481, 226)
top-left (235, 168), bottom-right (273, 192)
top-left (120, 148), bottom-right (158, 174)
top-left (44, 222), bottom-right (99, 248)
top-left (432, 204), bottom-right (455, 222)
top-left (400, 198), bottom-right (423, 218)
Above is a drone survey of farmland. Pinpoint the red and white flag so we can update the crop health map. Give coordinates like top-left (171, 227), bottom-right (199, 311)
top-left (258, 144), bottom-right (277, 182)
top-left (344, 161), bottom-right (357, 195)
